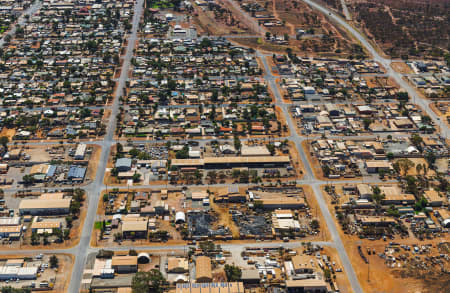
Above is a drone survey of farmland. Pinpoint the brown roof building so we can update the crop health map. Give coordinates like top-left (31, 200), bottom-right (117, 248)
top-left (111, 256), bottom-right (138, 274)
top-left (195, 256), bottom-right (212, 283)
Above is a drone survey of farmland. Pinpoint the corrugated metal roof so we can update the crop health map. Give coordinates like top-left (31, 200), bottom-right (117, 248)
top-left (67, 165), bottom-right (86, 179)
top-left (46, 165), bottom-right (56, 177)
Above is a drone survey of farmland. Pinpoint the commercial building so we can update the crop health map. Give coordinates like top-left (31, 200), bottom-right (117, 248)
top-left (365, 160), bottom-right (393, 173)
top-left (381, 194), bottom-right (416, 205)
top-left (240, 270), bottom-right (260, 285)
top-left (121, 220), bottom-right (148, 239)
top-left (260, 198), bottom-right (306, 210)
top-left (67, 166), bottom-right (87, 181)
top-left (272, 211), bottom-right (301, 232)
top-left (0, 217), bottom-right (21, 226)
top-left (116, 158), bottom-right (132, 172)
top-left (19, 198), bottom-right (71, 215)
top-left (74, 144), bottom-right (87, 160)
top-left (0, 225), bottom-right (22, 238)
top-left (0, 266), bottom-right (38, 280)
top-left (424, 189), bottom-right (444, 207)
top-left (30, 221), bottom-right (62, 233)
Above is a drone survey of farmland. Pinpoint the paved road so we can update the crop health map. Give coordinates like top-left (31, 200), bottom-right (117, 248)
top-left (302, 0), bottom-right (449, 139)
top-left (67, 0), bottom-right (145, 291)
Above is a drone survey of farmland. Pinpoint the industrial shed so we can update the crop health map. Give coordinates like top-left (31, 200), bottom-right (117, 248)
top-left (172, 156), bottom-right (290, 169)
top-left (175, 211), bottom-right (186, 224)
top-left (67, 165), bottom-right (86, 181)
top-left (19, 198), bottom-right (71, 216)
top-left (195, 256), bottom-right (212, 283)
top-left (137, 253), bottom-right (150, 264)
top-left (115, 158), bottom-right (132, 172)
top-left (0, 266), bottom-right (38, 280)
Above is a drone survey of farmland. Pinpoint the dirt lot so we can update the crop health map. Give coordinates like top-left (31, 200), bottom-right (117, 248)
top-left (302, 185), bottom-right (330, 241)
top-left (0, 128), bottom-right (16, 140)
top-left (363, 75), bottom-right (398, 89)
top-left (287, 141), bottom-right (305, 179)
top-left (269, 0), bottom-right (356, 56)
top-left (430, 101), bottom-right (450, 128)
top-left (393, 157), bottom-right (436, 177)
top-left (348, 0), bottom-right (449, 59)
top-left (321, 184), bottom-right (450, 293)
top-left (192, 2), bottom-right (250, 35)
top-left (392, 61), bottom-right (414, 74)
top-left (231, 36), bottom-right (352, 57)
top-left (86, 145), bottom-right (102, 181)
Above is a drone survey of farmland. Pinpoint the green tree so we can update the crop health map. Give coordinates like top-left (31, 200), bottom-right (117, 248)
top-left (132, 270), bottom-right (166, 293)
top-left (415, 164), bottom-right (422, 176)
top-left (70, 201), bottom-right (81, 215)
top-left (224, 264), bottom-right (242, 281)
top-left (371, 186), bottom-right (385, 204)
top-left (0, 136), bottom-right (9, 151)
top-left (116, 143), bottom-right (123, 153)
top-left (363, 118), bottom-right (372, 130)
top-left (410, 134), bottom-right (423, 149)
top-left (386, 205), bottom-right (400, 217)
top-left (175, 145), bottom-right (189, 159)
top-left (424, 151), bottom-right (436, 168)
top-left (323, 268), bottom-right (331, 280)
top-left (31, 232), bottom-right (39, 245)
top-left (49, 255), bottom-right (58, 268)
top-left (132, 172), bottom-right (141, 183)
top-left (233, 136), bottom-right (241, 152)
top-left (266, 144), bottom-right (275, 155)
top-left (22, 174), bottom-right (35, 186)
top-left (414, 197), bottom-right (428, 212)
top-left (311, 219), bottom-right (320, 230)
top-left (322, 165), bottom-right (331, 177)
top-left (397, 158), bottom-right (415, 176)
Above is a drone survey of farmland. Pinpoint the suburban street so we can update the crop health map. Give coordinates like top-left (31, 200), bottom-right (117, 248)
top-left (66, 0), bottom-right (145, 291)
top-left (0, 0), bottom-right (444, 292)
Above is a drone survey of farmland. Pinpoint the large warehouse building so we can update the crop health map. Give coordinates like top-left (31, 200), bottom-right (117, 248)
top-left (19, 198), bottom-right (71, 216)
top-left (171, 156), bottom-right (290, 169)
